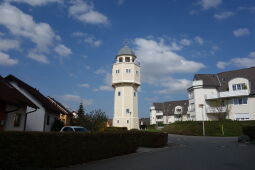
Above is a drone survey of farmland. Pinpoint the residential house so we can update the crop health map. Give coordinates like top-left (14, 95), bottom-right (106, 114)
top-left (187, 67), bottom-right (255, 121)
top-left (0, 76), bottom-right (38, 131)
top-left (5, 75), bottom-right (62, 131)
top-left (150, 100), bottom-right (189, 125)
top-left (47, 97), bottom-right (72, 125)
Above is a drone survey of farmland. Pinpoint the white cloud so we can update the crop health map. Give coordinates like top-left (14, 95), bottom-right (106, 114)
top-left (153, 77), bottom-right (192, 94)
top-left (95, 68), bottom-right (107, 74)
top-left (60, 94), bottom-right (93, 106)
top-left (84, 36), bottom-right (102, 47)
top-left (133, 38), bottom-right (204, 93)
top-left (216, 61), bottom-right (229, 69)
top-left (0, 38), bottom-right (20, 51)
top-left (28, 51), bottom-right (49, 64)
top-left (98, 85), bottom-right (112, 91)
top-left (194, 36), bottom-right (204, 45)
top-left (54, 44), bottom-right (72, 56)
top-left (233, 28), bottom-right (250, 37)
top-left (73, 32), bottom-right (102, 47)
top-left (180, 39), bottom-right (192, 46)
top-left (0, 52), bottom-right (18, 66)
top-left (199, 0), bottom-right (222, 10)
top-left (134, 38), bottom-right (205, 83)
top-left (94, 72), bottom-right (113, 92)
top-left (69, 0), bottom-right (109, 25)
top-left (117, 0), bottom-right (125, 6)
top-left (214, 11), bottom-right (235, 20)
top-left (169, 42), bottom-right (182, 51)
top-left (79, 83), bottom-right (90, 88)
top-left (5, 0), bottom-right (62, 6)
top-left (238, 6), bottom-right (255, 13)
top-left (217, 51), bottom-right (255, 69)
top-left (0, 3), bottom-right (56, 52)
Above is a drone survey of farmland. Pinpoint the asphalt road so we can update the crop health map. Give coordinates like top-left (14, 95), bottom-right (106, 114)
top-left (60, 134), bottom-right (255, 170)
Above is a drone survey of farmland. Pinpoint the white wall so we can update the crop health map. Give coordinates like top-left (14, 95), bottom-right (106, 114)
top-left (4, 105), bottom-right (26, 131)
top-left (9, 81), bottom-right (46, 131)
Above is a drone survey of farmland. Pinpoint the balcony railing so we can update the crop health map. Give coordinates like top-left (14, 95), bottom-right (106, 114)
top-left (156, 118), bottom-right (163, 122)
top-left (155, 112), bottom-right (163, 116)
top-left (206, 90), bottom-right (249, 100)
top-left (206, 106), bottom-right (227, 114)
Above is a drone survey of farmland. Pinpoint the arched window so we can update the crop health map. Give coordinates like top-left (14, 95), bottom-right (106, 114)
top-left (125, 57), bottom-right (130, 62)
top-left (119, 57), bottom-right (123, 62)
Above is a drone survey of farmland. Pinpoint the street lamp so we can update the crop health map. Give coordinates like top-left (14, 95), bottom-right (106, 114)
top-left (199, 104), bottom-right (205, 136)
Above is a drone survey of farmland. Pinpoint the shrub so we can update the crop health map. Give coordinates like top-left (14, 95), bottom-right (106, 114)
top-left (0, 132), bottom-right (137, 169)
top-left (134, 131), bottom-right (168, 148)
top-left (242, 126), bottom-right (255, 141)
top-left (104, 127), bottom-right (128, 132)
top-left (162, 120), bottom-right (255, 136)
top-left (51, 118), bottom-right (64, 131)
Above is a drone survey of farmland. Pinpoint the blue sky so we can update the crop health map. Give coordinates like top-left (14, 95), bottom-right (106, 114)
top-left (0, 0), bottom-right (255, 118)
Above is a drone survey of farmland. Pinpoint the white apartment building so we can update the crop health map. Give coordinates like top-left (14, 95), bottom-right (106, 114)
top-left (187, 67), bottom-right (255, 121)
top-left (112, 45), bottom-right (140, 129)
top-left (150, 100), bottom-right (189, 125)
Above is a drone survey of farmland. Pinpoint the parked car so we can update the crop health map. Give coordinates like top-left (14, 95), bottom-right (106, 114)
top-left (60, 126), bottom-right (89, 132)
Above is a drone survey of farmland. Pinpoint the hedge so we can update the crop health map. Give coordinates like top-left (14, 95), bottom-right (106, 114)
top-left (104, 127), bottom-right (128, 132)
top-left (162, 120), bottom-right (255, 136)
top-left (134, 131), bottom-right (168, 148)
top-left (0, 131), bottom-right (168, 169)
top-left (242, 126), bottom-right (255, 141)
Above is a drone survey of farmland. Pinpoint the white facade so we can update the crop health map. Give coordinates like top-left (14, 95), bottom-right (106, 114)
top-left (188, 77), bottom-right (255, 121)
top-left (8, 81), bottom-right (57, 131)
top-left (112, 46), bottom-right (140, 129)
top-left (4, 105), bottom-right (27, 131)
top-left (150, 102), bottom-right (189, 125)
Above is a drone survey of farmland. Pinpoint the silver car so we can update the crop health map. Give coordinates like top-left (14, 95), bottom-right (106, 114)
top-left (60, 126), bottom-right (89, 132)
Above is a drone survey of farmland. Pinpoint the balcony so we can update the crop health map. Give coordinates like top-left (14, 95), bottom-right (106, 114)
top-left (156, 118), bottom-right (163, 122)
top-left (206, 90), bottom-right (249, 100)
top-left (206, 106), bottom-right (227, 114)
top-left (155, 112), bottom-right (163, 116)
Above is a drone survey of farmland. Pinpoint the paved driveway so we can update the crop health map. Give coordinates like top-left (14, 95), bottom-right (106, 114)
top-left (60, 134), bottom-right (255, 170)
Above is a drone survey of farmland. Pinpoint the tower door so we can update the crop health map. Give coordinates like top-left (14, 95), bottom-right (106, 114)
top-left (0, 103), bottom-right (6, 131)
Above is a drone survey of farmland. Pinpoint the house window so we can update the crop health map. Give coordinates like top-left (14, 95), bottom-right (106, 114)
top-left (118, 91), bottom-right (121, 96)
top-left (14, 113), bottom-right (21, 127)
top-left (46, 115), bottom-right (50, 125)
top-left (235, 113), bottom-right (250, 121)
top-left (156, 110), bottom-right (160, 113)
top-left (233, 98), bottom-right (247, 105)
top-left (125, 57), bottom-right (130, 62)
top-left (126, 108), bottom-right (130, 114)
top-left (119, 57), bottom-right (123, 62)
top-left (232, 83), bottom-right (247, 91)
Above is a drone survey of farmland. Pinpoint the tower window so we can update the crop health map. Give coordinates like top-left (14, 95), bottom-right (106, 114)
top-left (119, 57), bottom-right (123, 62)
top-left (126, 69), bottom-right (131, 73)
top-left (117, 120), bottom-right (119, 123)
top-left (116, 69), bottom-right (120, 74)
top-left (134, 92), bottom-right (136, 96)
top-left (118, 91), bottom-right (121, 96)
top-left (126, 108), bottom-right (130, 113)
top-left (127, 120), bottom-right (129, 124)
top-left (136, 71), bottom-right (138, 74)
top-left (125, 57), bottom-right (130, 62)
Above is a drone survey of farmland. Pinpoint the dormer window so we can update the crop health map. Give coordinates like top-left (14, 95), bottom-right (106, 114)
top-left (232, 83), bottom-right (247, 91)
top-left (125, 57), bottom-right (130, 62)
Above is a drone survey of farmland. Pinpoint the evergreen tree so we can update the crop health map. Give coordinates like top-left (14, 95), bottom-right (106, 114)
top-left (77, 102), bottom-right (85, 116)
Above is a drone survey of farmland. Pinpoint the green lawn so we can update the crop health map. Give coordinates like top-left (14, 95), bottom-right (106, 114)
top-left (161, 120), bottom-right (255, 136)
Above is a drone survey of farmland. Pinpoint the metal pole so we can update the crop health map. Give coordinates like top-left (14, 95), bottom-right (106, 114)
top-left (201, 106), bottom-right (205, 136)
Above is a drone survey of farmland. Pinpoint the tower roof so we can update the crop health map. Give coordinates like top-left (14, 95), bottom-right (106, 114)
top-left (117, 45), bottom-right (136, 56)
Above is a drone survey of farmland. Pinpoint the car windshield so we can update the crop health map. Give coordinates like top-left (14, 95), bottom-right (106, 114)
top-left (74, 127), bottom-right (87, 132)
